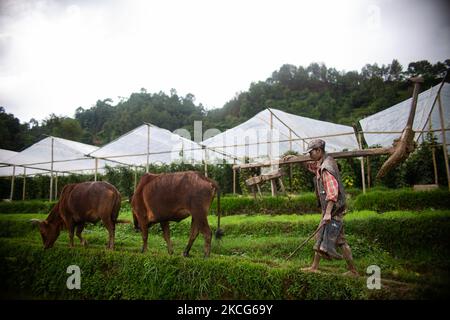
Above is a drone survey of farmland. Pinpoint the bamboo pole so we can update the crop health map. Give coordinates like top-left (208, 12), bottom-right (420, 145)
top-left (233, 168), bottom-right (236, 195)
top-left (55, 172), bottom-right (58, 200)
top-left (49, 137), bottom-right (54, 202)
top-left (233, 147), bottom-right (393, 170)
top-left (22, 167), bottom-right (26, 200)
top-left (134, 166), bottom-right (138, 193)
top-left (358, 132), bottom-right (366, 194)
top-left (269, 112), bottom-right (275, 196)
top-left (204, 148), bottom-right (208, 177)
top-left (437, 94), bottom-right (450, 190)
top-left (94, 158), bottom-right (98, 181)
top-left (429, 118), bottom-right (439, 185)
top-left (146, 125), bottom-right (150, 173)
top-left (9, 165), bottom-right (16, 201)
top-left (267, 108), bottom-right (304, 150)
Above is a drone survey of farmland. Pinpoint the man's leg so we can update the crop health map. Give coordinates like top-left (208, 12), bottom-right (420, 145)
top-left (341, 243), bottom-right (359, 276)
top-left (301, 252), bottom-right (321, 272)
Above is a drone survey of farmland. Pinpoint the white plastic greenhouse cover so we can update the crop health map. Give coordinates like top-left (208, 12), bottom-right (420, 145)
top-left (2, 137), bottom-right (121, 175)
top-left (202, 108), bottom-right (359, 162)
top-left (0, 149), bottom-right (48, 177)
top-left (359, 82), bottom-right (450, 152)
top-left (89, 124), bottom-right (226, 166)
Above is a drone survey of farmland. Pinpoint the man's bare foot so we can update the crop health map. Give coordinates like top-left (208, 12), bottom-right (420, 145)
top-left (301, 266), bottom-right (320, 273)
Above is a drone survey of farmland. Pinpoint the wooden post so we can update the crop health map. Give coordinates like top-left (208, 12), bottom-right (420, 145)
top-left (278, 178), bottom-right (286, 194)
top-left (429, 118), bottom-right (439, 185)
top-left (366, 156), bottom-right (371, 189)
top-left (146, 125), bottom-right (150, 173)
top-left (270, 179), bottom-right (275, 196)
top-left (10, 165), bottom-right (16, 201)
top-left (437, 94), bottom-right (450, 190)
top-left (269, 113), bottom-right (275, 196)
top-left (233, 168), bottom-right (236, 195)
top-left (55, 172), bottom-right (58, 200)
top-left (49, 137), bottom-right (54, 202)
top-left (256, 184), bottom-right (262, 197)
top-left (251, 186), bottom-right (256, 200)
top-left (94, 158), bottom-right (98, 181)
top-left (204, 148), bottom-right (208, 177)
top-left (22, 168), bottom-right (26, 201)
top-left (269, 112), bottom-right (273, 160)
top-left (358, 132), bottom-right (366, 194)
top-left (133, 166), bottom-right (138, 193)
top-left (289, 164), bottom-right (293, 192)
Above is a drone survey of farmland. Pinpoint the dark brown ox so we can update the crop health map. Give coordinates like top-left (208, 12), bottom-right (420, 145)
top-left (131, 171), bottom-right (222, 257)
top-left (32, 181), bottom-right (121, 250)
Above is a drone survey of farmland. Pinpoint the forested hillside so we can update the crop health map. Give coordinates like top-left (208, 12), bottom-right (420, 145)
top-left (1, 59), bottom-right (448, 151)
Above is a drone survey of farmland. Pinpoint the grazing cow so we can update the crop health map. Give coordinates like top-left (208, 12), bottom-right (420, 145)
top-left (31, 181), bottom-right (121, 250)
top-left (131, 171), bottom-right (222, 257)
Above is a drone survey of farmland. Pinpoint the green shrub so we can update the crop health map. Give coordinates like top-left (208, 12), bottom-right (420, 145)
top-left (0, 200), bottom-right (57, 214)
top-left (210, 194), bottom-right (319, 216)
top-left (2, 188), bottom-right (450, 215)
top-left (353, 189), bottom-right (450, 212)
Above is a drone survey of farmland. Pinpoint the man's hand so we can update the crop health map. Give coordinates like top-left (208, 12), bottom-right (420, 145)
top-left (322, 201), bottom-right (334, 223)
top-left (282, 154), bottom-right (296, 161)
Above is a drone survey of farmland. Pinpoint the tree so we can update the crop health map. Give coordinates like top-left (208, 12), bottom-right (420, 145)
top-left (0, 107), bottom-right (30, 150)
top-left (388, 59), bottom-right (403, 81)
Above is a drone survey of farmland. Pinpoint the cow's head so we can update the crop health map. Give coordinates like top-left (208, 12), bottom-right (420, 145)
top-left (31, 219), bottom-right (61, 249)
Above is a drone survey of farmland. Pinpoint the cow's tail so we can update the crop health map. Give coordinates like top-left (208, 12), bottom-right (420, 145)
top-left (214, 183), bottom-right (224, 240)
top-left (112, 190), bottom-right (122, 224)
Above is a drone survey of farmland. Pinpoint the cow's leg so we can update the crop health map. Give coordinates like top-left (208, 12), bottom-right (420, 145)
top-left (199, 218), bottom-right (213, 258)
top-left (183, 220), bottom-right (199, 257)
top-left (140, 222), bottom-right (149, 253)
top-left (107, 222), bottom-right (115, 250)
top-left (101, 217), bottom-right (115, 250)
top-left (160, 221), bottom-right (173, 255)
top-left (68, 222), bottom-right (75, 248)
top-left (76, 223), bottom-right (87, 247)
top-left (132, 214), bottom-right (140, 232)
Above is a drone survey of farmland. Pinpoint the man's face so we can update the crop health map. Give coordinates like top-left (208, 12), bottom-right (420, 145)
top-left (309, 148), bottom-right (323, 161)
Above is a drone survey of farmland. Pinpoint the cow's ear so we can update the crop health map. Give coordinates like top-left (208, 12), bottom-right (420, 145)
top-left (30, 219), bottom-right (41, 227)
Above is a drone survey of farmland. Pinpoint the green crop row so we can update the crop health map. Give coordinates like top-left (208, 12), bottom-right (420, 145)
top-left (0, 241), bottom-right (396, 300)
top-left (2, 188), bottom-right (449, 215)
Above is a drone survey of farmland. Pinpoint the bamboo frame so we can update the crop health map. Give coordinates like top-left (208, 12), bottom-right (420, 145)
top-left (9, 165), bottom-right (15, 201)
top-left (437, 94), bottom-right (450, 190)
top-left (49, 137), bottom-right (54, 202)
top-left (22, 167), bottom-right (26, 200)
top-left (358, 132), bottom-right (366, 194)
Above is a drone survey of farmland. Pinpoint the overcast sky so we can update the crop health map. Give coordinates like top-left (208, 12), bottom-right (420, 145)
top-left (1, 0), bottom-right (449, 123)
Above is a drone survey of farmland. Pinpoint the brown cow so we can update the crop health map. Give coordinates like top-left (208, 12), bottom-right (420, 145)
top-left (31, 181), bottom-right (121, 250)
top-left (131, 171), bottom-right (222, 257)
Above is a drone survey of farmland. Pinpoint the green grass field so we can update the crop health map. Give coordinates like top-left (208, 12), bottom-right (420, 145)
top-left (0, 209), bottom-right (449, 299)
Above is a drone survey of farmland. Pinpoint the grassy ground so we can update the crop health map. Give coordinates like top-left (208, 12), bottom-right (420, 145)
top-left (0, 210), bottom-right (449, 299)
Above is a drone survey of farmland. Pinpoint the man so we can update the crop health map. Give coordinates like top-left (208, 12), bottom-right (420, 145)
top-left (286, 139), bottom-right (358, 276)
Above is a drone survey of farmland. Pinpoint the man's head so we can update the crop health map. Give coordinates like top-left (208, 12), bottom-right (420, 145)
top-left (305, 139), bottom-right (326, 161)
